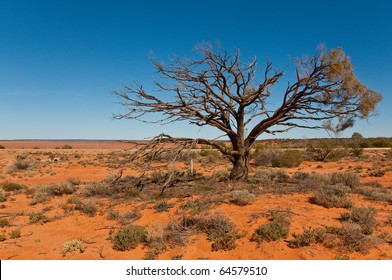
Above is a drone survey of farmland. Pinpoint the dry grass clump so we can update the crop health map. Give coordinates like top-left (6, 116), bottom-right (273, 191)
top-left (229, 189), bottom-right (256, 206)
top-left (9, 229), bottom-right (21, 239)
top-left (311, 184), bottom-right (353, 209)
top-left (0, 218), bottom-right (10, 227)
top-left (111, 225), bottom-right (149, 251)
top-left (330, 172), bottom-right (360, 189)
top-left (117, 211), bottom-right (141, 225)
top-left (251, 209), bottom-right (291, 244)
top-left (61, 239), bottom-right (85, 256)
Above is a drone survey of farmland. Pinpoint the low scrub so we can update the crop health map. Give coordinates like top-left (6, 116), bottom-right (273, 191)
top-left (251, 209), bottom-right (291, 244)
top-left (153, 200), bottom-right (174, 213)
top-left (1, 182), bottom-right (25, 192)
top-left (339, 207), bottom-right (377, 235)
top-left (311, 184), bottom-right (353, 209)
top-left (75, 199), bottom-right (97, 217)
top-left (229, 190), bottom-right (256, 206)
top-left (111, 225), bottom-right (149, 251)
top-left (30, 182), bottom-right (76, 205)
top-left (29, 212), bottom-right (52, 224)
top-left (0, 218), bottom-right (10, 227)
top-left (288, 228), bottom-right (326, 248)
top-left (271, 150), bottom-right (303, 168)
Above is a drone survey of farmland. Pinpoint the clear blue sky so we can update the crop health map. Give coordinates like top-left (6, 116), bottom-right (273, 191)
top-left (1, 0), bottom-right (391, 140)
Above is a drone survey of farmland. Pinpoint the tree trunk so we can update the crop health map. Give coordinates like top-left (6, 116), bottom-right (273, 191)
top-left (229, 153), bottom-right (250, 181)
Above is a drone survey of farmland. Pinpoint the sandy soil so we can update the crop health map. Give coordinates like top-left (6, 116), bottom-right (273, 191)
top-left (0, 143), bottom-right (391, 260)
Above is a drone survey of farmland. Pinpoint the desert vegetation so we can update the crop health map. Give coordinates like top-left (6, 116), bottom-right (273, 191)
top-left (0, 140), bottom-right (391, 260)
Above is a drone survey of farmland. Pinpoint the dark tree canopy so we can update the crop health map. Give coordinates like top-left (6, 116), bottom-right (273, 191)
top-left (114, 44), bottom-right (382, 181)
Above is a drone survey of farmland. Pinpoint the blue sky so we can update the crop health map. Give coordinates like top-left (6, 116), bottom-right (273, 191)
top-left (0, 0), bottom-right (391, 140)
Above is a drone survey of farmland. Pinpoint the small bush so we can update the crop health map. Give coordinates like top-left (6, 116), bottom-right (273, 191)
top-left (330, 172), bottom-right (360, 189)
top-left (339, 223), bottom-right (374, 253)
top-left (75, 199), bottom-right (97, 217)
top-left (0, 218), bottom-right (10, 227)
top-left (0, 144), bottom-right (5, 149)
top-left (29, 212), bottom-right (52, 224)
top-left (111, 225), bottom-right (148, 251)
top-left (288, 228), bottom-right (326, 248)
top-left (2, 182), bottom-right (25, 192)
top-left (196, 213), bottom-right (241, 251)
top-left (272, 150), bottom-right (303, 168)
top-left (84, 181), bottom-right (115, 197)
top-left (251, 210), bottom-right (290, 244)
top-left (62, 144), bottom-right (73, 149)
top-left (339, 207), bottom-right (377, 235)
top-left (153, 201), bottom-right (174, 213)
top-left (253, 148), bottom-right (281, 167)
top-left (212, 169), bottom-right (230, 181)
top-left (299, 173), bottom-right (331, 191)
top-left (229, 190), bottom-right (256, 206)
top-left (13, 160), bottom-right (30, 170)
top-left (311, 184), bottom-right (352, 208)
top-left (30, 183), bottom-right (76, 205)
top-left (9, 229), bottom-right (21, 239)
top-left (0, 234), bottom-right (6, 241)
top-left (61, 239), bottom-right (85, 256)
top-left (106, 209), bottom-right (120, 220)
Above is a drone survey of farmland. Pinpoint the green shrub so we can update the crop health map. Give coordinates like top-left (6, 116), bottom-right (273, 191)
top-left (29, 212), bottom-right (52, 224)
top-left (1, 182), bottom-right (25, 192)
top-left (311, 184), bottom-right (353, 208)
top-left (251, 210), bottom-right (290, 244)
top-left (272, 150), bottom-right (303, 168)
top-left (111, 225), bottom-right (148, 251)
top-left (229, 190), bottom-right (256, 206)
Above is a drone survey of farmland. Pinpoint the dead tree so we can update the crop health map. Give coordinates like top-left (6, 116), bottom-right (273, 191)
top-left (114, 44), bottom-right (382, 181)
